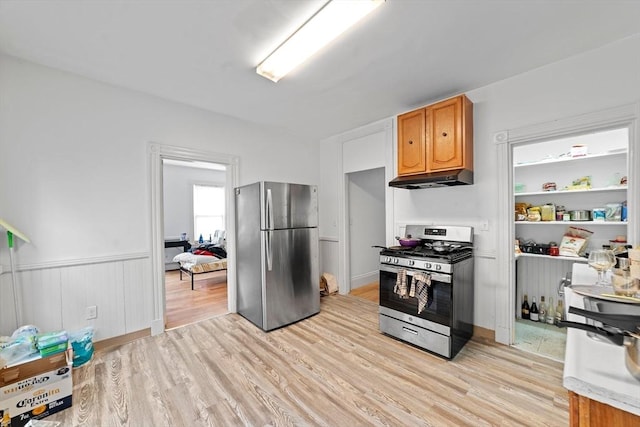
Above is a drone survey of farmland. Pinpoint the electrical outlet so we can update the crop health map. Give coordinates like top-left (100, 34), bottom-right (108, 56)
top-left (86, 305), bottom-right (97, 320)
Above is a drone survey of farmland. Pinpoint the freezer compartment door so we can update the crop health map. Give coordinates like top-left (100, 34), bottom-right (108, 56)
top-left (262, 227), bottom-right (320, 330)
top-left (261, 182), bottom-right (317, 230)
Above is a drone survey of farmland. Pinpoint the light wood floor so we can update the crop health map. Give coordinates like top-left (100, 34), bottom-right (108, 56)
top-left (165, 269), bottom-right (228, 330)
top-left (349, 282), bottom-right (379, 302)
top-left (50, 294), bottom-right (569, 426)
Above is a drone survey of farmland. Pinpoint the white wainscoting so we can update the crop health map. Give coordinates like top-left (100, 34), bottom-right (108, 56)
top-left (515, 255), bottom-right (579, 317)
top-left (0, 254), bottom-right (152, 341)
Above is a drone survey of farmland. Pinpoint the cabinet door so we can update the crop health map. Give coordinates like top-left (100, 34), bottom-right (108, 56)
top-left (427, 95), bottom-right (468, 171)
top-left (397, 108), bottom-right (426, 175)
top-left (569, 391), bottom-right (640, 426)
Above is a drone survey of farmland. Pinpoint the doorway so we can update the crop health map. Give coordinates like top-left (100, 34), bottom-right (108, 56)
top-left (347, 167), bottom-right (385, 298)
top-left (148, 143), bottom-right (238, 336)
top-left (162, 159), bottom-right (228, 329)
top-left (492, 103), bottom-right (639, 353)
top-left (510, 128), bottom-right (630, 361)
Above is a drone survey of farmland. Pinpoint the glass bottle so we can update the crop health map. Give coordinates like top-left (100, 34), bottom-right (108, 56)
top-left (555, 299), bottom-right (564, 325)
top-left (521, 294), bottom-right (530, 320)
top-left (539, 296), bottom-right (547, 324)
top-left (546, 297), bottom-right (555, 325)
top-left (530, 297), bottom-right (539, 321)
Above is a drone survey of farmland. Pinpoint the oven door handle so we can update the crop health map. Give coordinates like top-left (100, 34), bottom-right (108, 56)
top-left (379, 265), bottom-right (452, 284)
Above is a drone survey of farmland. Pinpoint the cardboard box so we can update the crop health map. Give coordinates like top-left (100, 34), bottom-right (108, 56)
top-left (0, 349), bottom-right (73, 427)
top-left (1, 365), bottom-right (71, 400)
top-left (0, 349), bottom-right (71, 388)
top-left (1, 365), bottom-right (72, 427)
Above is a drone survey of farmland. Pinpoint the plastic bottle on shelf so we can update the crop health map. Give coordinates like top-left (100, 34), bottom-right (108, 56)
top-left (199, 234), bottom-right (204, 244)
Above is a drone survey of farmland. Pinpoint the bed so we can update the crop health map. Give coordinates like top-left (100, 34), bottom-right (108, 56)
top-left (172, 252), bottom-right (227, 290)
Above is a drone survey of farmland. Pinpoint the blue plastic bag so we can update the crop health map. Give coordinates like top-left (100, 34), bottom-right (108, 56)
top-left (68, 327), bottom-right (95, 367)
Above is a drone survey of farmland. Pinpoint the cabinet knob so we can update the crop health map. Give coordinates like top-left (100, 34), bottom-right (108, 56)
top-left (408, 140), bottom-right (413, 145)
top-left (442, 132), bottom-right (448, 137)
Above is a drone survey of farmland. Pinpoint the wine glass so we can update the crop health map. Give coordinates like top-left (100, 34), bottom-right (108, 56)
top-left (587, 249), bottom-right (616, 286)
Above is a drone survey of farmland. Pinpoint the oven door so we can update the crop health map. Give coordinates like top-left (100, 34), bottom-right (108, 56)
top-left (379, 265), bottom-right (452, 327)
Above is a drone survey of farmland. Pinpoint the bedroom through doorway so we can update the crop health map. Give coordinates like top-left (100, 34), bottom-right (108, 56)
top-left (162, 159), bottom-right (229, 330)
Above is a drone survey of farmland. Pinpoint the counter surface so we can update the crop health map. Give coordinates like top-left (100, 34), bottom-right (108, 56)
top-left (562, 286), bottom-right (640, 416)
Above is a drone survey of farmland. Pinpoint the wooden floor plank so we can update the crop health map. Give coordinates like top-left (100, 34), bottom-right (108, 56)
top-left (49, 294), bottom-right (569, 426)
top-left (165, 269), bottom-right (228, 330)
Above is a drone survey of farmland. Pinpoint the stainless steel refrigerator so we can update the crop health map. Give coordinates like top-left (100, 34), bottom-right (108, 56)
top-left (235, 181), bottom-right (320, 331)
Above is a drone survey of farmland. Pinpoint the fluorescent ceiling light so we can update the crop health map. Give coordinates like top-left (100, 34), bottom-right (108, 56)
top-left (256, 0), bottom-right (384, 82)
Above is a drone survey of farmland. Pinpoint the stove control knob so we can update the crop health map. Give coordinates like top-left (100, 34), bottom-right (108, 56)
top-left (393, 258), bottom-right (399, 264)
top-left (435, 264), bottom-right (442, 271)
top-left (385, 257), bottom-right (392, 263)
top-left (425, 262), bottom-right (432, 269)
top-left (408, 260), bottom-right (415, 266)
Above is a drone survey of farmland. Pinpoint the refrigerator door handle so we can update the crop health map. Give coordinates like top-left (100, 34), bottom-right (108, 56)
top-left (266, 188), bottom-right (273, 230)
top-left (266, 230), bottom-right (273, 271)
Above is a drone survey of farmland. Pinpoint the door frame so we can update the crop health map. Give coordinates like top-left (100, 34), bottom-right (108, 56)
top-left (493, 102), bottom-right (639, 345)
top-left (148, 142), bottom-right (239, 335)
top-left (337, 118), bottom-right (395, 294)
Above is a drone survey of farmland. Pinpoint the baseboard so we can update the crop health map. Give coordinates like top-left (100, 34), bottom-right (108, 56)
top-left (350, 271), bottom-right (378, 289)
top-left (151, 319), bottom-right (165, 336)
top-left (473, 325), bottom-right (496, 342)
top-left (94, 328), bottom-right (151, 352)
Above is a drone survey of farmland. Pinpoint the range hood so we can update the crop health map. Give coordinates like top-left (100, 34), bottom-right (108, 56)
top-left (388, 169), bottom-right (473, 189)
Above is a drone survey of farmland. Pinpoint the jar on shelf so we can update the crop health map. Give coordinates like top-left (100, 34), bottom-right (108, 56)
top-left (541, 203), bottom-right (555, 221)
top-left (555, 205), bottom-right (565, 221)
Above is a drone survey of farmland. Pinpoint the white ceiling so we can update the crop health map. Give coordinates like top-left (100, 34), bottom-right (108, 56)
top-left (1, 0), bottom-right (640, 140)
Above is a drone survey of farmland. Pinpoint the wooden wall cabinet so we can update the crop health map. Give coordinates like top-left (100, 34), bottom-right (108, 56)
top-left (397, 94), bottom-right (473, 176)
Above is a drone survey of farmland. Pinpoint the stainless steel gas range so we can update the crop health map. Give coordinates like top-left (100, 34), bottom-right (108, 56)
top-left (378, 224), bottom-right (474, 359)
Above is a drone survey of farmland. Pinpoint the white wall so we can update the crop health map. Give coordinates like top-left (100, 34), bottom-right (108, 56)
top-left (319, 34), bottom-right (640, 334)
top-left (0, 54), bottom-right (318, 338)
top-left (347, 168), bottom-right (385, 288)
top-left (163, 164), bottom-right (226, 242)
top-left (162, 164), bottom-right (226, 266)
